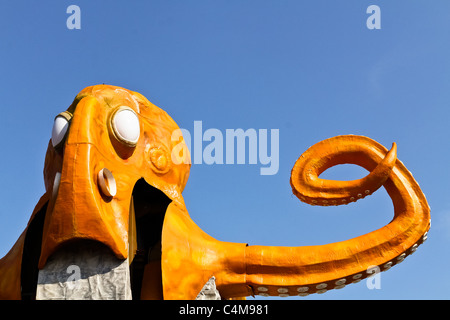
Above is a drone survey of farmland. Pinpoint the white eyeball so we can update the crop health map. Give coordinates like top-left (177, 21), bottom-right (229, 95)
top-left (51, 112), bottom-right (72, 148)
top-left (111, 107), bottom-right (140, 146)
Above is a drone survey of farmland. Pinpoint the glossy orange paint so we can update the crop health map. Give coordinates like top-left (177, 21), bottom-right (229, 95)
top-left (162, 135), bottom-right (430, 299)
top-left (0, 85), bottom-right (430, 300)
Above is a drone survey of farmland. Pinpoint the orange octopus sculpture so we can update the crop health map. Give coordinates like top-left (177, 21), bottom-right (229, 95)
top-left (0, 85), bottom-right (430, 300)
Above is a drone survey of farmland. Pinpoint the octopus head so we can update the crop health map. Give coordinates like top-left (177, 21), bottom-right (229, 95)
top-left (27, 85), bottom-right (190, 298)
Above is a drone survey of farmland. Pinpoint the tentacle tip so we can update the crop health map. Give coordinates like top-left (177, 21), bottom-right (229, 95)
top-left (380, 141), bottom-right (397, 169)
top-left (391, 142), bottom-right (397, 150)
top-left (390, 142), bottom-right (397, 156)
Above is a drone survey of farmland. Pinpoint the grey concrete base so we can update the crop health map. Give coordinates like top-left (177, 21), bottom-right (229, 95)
top-left (195, 276), bottom-right (221, 300)
top-left (36, 241), bottom-right (132, 300)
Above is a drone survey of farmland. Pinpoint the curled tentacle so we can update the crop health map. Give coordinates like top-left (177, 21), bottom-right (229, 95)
top-left (244, 135), bottom-right (430, 297)
top-left (290, 135), bottom-right (397, 206)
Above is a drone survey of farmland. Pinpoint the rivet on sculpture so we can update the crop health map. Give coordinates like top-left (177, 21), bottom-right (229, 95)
top-left (0, 85), bottom-right (430, 300)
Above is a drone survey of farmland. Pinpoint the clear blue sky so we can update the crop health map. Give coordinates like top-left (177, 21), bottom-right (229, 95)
top-left (0, 1), bottom-right (449, 299)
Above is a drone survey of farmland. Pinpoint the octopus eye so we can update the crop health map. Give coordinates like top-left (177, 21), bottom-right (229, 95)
top-left (110, 106), bottom-right (140, 147)
top-left (51, 111), bottom-right (72, 149)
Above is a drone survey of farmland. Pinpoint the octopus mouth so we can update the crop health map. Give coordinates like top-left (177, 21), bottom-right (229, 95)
top-left (128, 178), bottom-right (172, 299)
top-left (20, 179), bottom-right (172, 300)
